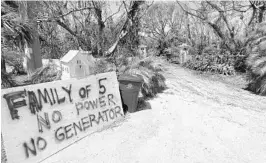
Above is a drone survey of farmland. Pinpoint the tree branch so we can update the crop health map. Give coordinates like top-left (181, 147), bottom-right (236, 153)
top-left (103, 3), bottom-right (123, 23)
top-left (206, 1), bottom-right (224, 12)
top-left (232, 1), bottom-right (252, 12)
top-left (123, 1), bottom-right (129, 14)
top-left (105, 1), bottom-right (144, 57)
top-left (248, 5), bottom-right (256, 25)
top-left (139, 1), bottom-right (154, 19)
top-left (206, 1), bottom-right (236, 42)
top-left (176, 1), bottom-right (206, 20)
top-left (55, 6), bottom-right (94, 19)
top-left (36, 6), bottom-right (94, 22)
top-left (55, 19), bottom-right (87, 46)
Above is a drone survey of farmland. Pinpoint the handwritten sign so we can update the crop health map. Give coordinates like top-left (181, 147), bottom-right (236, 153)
top-left (1, 72), bottom-right (124, 163)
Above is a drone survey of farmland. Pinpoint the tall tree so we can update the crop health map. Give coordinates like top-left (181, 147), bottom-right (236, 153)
top-left (142, 2), bottom-right (185, 54)
top-left (92, 1), bottom-right (105, 56)
top-left (20, 1), bottom-right (42, 74)
top-left (1, 1), bottom-right (42, 75)
top-left (105, 1), bottom-right (145, 56)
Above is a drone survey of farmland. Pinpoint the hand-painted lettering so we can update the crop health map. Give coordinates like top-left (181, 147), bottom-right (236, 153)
top-left (79, 85), bottom-right (91, 98)
top-left (1, 72), bottom-right (124, 163)
top-left (109, 109), bottom-right (115, 119)
top-left (89, 114), bottom-right (96, 127)
top-left (114, 106), bottom-right (123, 117)
top-left (64, 124), bottom-right (73, 139)
top-left (84, 101), bottom-right (89, 110)
top-left (37, 112), bottom-right (51, 133)
top-left (89, 99), bottom-right (98, 109)
top-left (102, 109), bottom-right (109, 122)
top-left (36, 137), bottom-right (47, 151)
top-left (23, 137), bottom-right (47, 158)
top-left (54, 88), bottom-right (65, 104)
top-left (3, 90), bottom-right (27, 120)
top-left (79, 87), bottom-right (86, 98)
top-left (107, 94), bottom-right (116, 106)
top-left (96, 111), bottom-right (104, 124)
top-left (73, 121), bottom-right (83, 135)
top-left (98, 78), bottom-right (107, 94)
top-left (37, 89), bottom-right (53, 108)
top-left (50, 88), bottom-right (56, 104)
top-left (23, 138), bottom-right (36, 158)
top-left (81, 116), bottom-right (90, 131)
top-left (62, 84), bottom-right (73, 103)
top-left (99, 95), bottom-right (106, 107)
top-left (28, 91), bottom-right (41, 114)
top-left (75, 102), bottom-right (83, 115)
top-left (52, 111), bottom-right (62, 123)
top-left (55, 127), bottom-right (65, 142)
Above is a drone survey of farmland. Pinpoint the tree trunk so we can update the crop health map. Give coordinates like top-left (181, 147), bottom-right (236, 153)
top-left (91, 1), bottom-right (106, 56)
top-left (105, 1), bottom-right (144, 57)
top-left (1, 58), bottom-right (6, 73)
top-left (258, 6), bottom-right (265, 23)
top-left (186, 13), bottom-right (193, 46)
top-left (95, 8), bottom-right (105, 56)
top-left (98, 25), bottom-right (104, 56)
top-left (21, 1), bottom-right (43, 75)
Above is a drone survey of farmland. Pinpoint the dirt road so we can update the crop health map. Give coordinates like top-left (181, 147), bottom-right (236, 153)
top-left (44, 65), bottom-right (266, 163)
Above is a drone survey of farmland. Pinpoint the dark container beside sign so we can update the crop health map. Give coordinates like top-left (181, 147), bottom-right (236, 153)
top-left (118, 74), bottom-right (144, 113)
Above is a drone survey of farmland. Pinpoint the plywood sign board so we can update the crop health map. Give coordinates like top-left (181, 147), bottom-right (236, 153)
top-left (1, 71), bottom-right (124, 163)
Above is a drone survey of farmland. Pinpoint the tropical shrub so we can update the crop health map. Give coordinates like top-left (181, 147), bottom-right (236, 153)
top-left (246, 43), bottom-right (266, 96)
top-left (183, 48), bottom-right (236, 75)
top-left (1, 70), bottom-right (17, 89)
top-left (120, 56), bottom-right (167, 99)
top-left (3, 52), bottom-right (26, 75)
top-left (245, 22), bottom-right (266, 96)
top-left (91, 53), bottom-right (167, 99)
top-left (90, 58), bottom-right (116, 75)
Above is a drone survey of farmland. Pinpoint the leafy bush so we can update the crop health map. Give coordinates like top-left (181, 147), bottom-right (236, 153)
top-left (246, 47), bottom-right (266, 96)
top-left (90, 58), bottom-right (116, 75)
top-left (183, 41), bottom-right (252, 75)
top-left (245, 22), bottom-right (266, 96)
top-left (233, 54), bottom-right (248, 73)
top-left (120, 56), bottom-right (167, 99)
top-left (183, 51), bottom-right (236, 75)
top-left (90, 55), bottom-right (167, 100)
top-left (1, 70), bottom-right (17, 89)
top-left (3, 52), bottom-right (26, 75)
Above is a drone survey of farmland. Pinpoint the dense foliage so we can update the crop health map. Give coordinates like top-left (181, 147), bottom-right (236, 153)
top-left (1, 1), bottom-right (266, 96)
top-left (91, 51), bottom-right (167, 99)
top-left (183, 47), bottom-right (236, 75)
top-left (1, 70), bottom-right (17, 89)
top-left (25, 64), bottom-right (62, 85)
top-left (121, 57), bottom-right (167, 99)
top-left (245, 22), bottom-right (266, 95)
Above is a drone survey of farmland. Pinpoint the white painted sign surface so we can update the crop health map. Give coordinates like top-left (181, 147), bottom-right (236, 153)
top-left (1, 72), bottom-right (124, 163)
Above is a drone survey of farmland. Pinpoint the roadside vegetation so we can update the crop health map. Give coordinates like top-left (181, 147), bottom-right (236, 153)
top-left (1, 1), bottom-right (266, 96)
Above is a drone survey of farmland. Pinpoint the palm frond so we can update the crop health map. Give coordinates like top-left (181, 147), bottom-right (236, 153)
top-left (121, 57), bottom-right (167, 99)
top-left (246, 39), bottom-right (266, 95)
top-left (1, 1), bottom-right (35, 49)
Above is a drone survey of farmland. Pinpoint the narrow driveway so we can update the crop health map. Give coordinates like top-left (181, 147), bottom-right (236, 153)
top-left (44, 65), bottom-right (266, 163)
